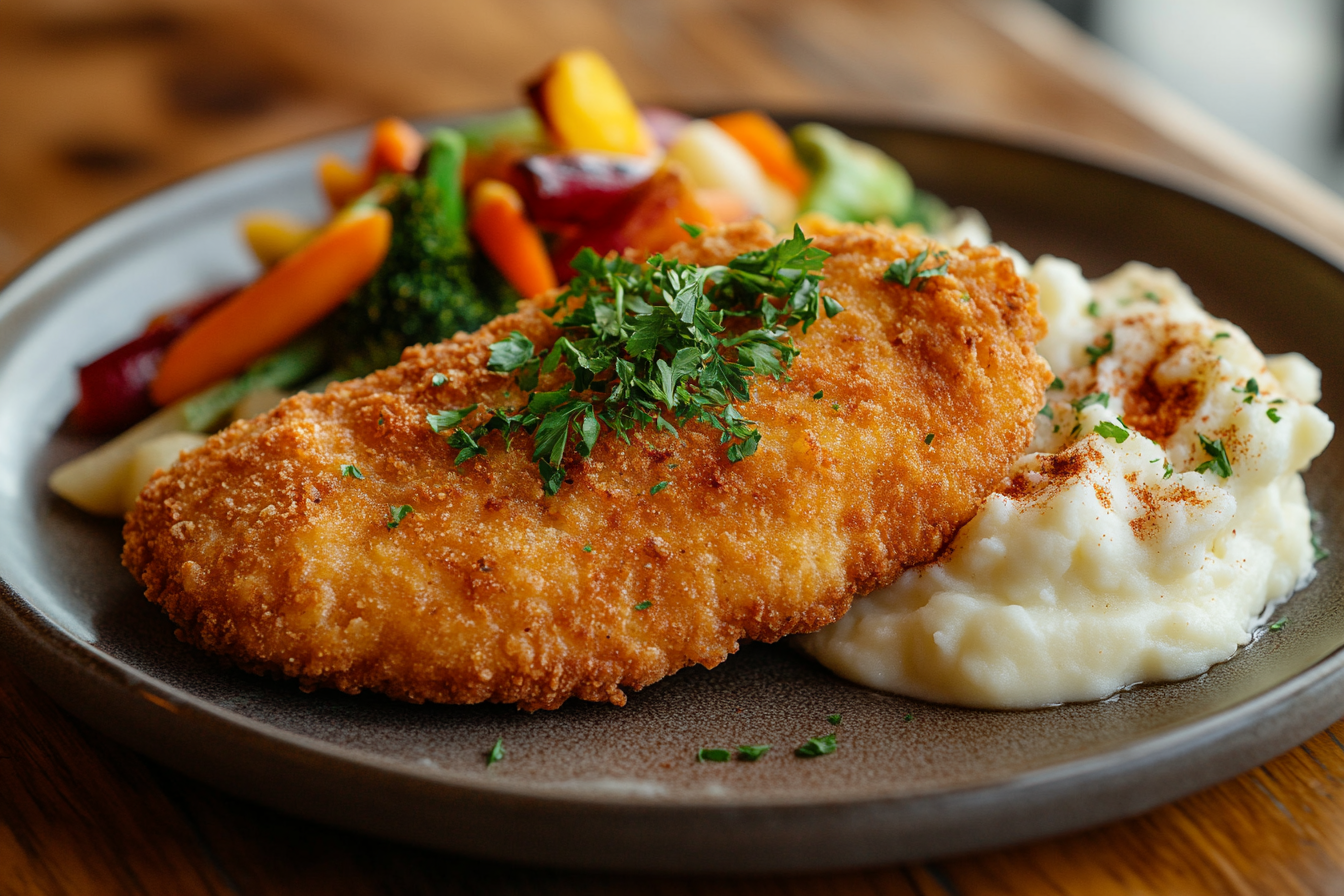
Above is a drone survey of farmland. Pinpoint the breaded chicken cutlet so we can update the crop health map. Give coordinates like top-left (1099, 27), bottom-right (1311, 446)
top-left (123, 221), bottom-right (1051, 710)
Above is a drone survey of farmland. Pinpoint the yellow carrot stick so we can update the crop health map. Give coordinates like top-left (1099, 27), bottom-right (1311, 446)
top-left (469, 179), bottom-right (558, 298)
top-left (151, 206), bottom-right (391, 406)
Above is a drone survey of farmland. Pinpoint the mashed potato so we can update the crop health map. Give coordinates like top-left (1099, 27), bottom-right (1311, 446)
top-left (798, 255), bottom-right (1335, 708)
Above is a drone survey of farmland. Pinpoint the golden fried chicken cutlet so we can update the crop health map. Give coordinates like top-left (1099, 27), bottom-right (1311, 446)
top-left (123, 221), bottom-right (1050, 710)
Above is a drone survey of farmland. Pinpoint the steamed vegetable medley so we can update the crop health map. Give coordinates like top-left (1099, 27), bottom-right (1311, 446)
top-left (51, 49), bottom-right (947, 517)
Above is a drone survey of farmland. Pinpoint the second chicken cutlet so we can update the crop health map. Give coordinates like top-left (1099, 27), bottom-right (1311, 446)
top-left (123, 220), bottom-right (1051, 710)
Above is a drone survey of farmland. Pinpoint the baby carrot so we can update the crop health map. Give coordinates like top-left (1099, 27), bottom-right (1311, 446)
top-left (711, 111), bottom-right (811, 197)
top-left (150, 206), bottom-right (392, 406)
top-left (319, 118), bottom-right (424, 210)
top-left (469, 179), bottom-right (557, 298)
top-left (366, 117), bottom-right (426, 178)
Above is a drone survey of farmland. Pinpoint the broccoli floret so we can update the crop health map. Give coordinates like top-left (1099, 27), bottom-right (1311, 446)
top-left (326, 128), bottom-right (516, 377)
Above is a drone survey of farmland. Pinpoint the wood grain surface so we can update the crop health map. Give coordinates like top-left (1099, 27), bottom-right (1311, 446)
top-left (5, 0), bottom-right (1344, 892)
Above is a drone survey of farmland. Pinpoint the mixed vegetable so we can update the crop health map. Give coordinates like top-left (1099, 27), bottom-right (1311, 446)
top-left (51, 49), bottom-right (951, 516)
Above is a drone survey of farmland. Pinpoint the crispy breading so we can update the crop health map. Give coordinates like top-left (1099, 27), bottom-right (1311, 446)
top-left (122, 221), bottom-right (1050, 710)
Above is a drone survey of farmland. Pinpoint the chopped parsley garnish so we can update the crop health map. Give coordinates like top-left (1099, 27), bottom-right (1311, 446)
top-left (582, 543), bottom-right (593, 552)
top-left (1232, 377), bottom-right (1259, 403)
top-left (1086, 300), bottom-right (1100, 318)
top-left (1267, 407), bottom-right (1282, 423)
top-left (1144, 290), bottom-right (1161, 303)
top-left (904, 713), bottom-right (914, 722)
top-left (960, 292), bottom-right (971, 303)
top-left (1070, 423), bottom-right (1082, 437)
top-left (883, 248), bottom-right (948, 288)
top-left (340, 464), bottom-right (364, 479)
top-left (813, 390), bottom-right (824, 400)
top-left (1313, 532), bottom-right (1330, 562)
top-left (387, 504), bottom-right (414, 529)
top-left (440, 228), bottom-right (837, 494)
top-left (633, 600), bottom-right (653, 611)
top-left (1049, 376), bottom-right (1066, 391)
top-left (1269, 619), bottom-right (1288, 633)
top-left (487, 737), bottom-right (505, 766)
top-left (649, 481), bottom-right (669, 495)
top-left (1163, 460), bottom-right (1174, 479)
top-left (1195, 433), bottom-right (1233, 478)
top-left (427, 404), bottom-right (478, 433)
top-left (1093, 420), bottom-right (1129, 443)
top-left (697, 747), bottom-right (731, 762)
top-left (1039, 404), bottom-right (1054, 420)
top-left (795, 733), bottom-right (837, 758)
top-left (680, 221), bottom-right (705, 238)
top-left (737, 744), bottom-right (771, 761)
top-left (1213, 332), bottom-right (1230, 340)
top-left (827, 713), bottom-right (842, 726)
top-left (1071, 392), bottom-right (1110, 413)
top-left (1085, 332), bottom-right (1114, 363)
top-left (924, 433), bottom-right (935, 445)
top-left (431, 372), bottom-right (447, 387)
top-left (831, 402), bottom-right (841, 412)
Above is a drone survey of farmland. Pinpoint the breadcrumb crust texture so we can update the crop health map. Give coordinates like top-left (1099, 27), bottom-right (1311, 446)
top-left (122, 222), bottom-right (1050, 710)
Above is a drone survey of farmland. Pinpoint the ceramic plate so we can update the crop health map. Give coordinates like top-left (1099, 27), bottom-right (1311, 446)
top-left (1, 115), bottom-right (1341, 873)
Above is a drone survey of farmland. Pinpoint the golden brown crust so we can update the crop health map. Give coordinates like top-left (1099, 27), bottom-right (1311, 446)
top-left (122, 221), bottom-right (1050, 710)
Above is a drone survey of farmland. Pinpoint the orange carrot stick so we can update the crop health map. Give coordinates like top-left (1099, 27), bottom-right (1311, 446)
top-left (469, 179), bottom-right (558, 298)
top-left (366, 117), bottom-right (426, 178)
top-left (151, 207), bottom-right (392, 406)
top-left (711, 111), bottom-right (810, 197)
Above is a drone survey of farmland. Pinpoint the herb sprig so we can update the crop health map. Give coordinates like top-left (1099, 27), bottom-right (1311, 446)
top-left (436, 227), bottom-right (839, 494)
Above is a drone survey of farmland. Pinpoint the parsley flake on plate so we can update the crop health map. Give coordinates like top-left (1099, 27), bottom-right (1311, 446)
top-left (924, 433), bottom-right (935, 445)
top-left (827, 713), bottom-right (842, 726)
top-left (1163, 460), bottom-right (1174, 480)
top-left (680, 222), bottom-right (704, 238)
top-left (487, 737), bottom-right (505, 766)
top-left (431, 372), bottom-right (447, 387)
top-left (1086, 300), bottom-right (1100, 318)
top-left (813, 390), bottom-right (824, 400)
top-left (438, 228), bottom-right (837, 494)
top-left (633, 600), bottom-right (652, 611)
top-left (737, 744), bottom-right (771, 761)
top-left (649, 481), bottom-right (669, 495)
top-left (1267, 407), bottom-right (1282, 423)
top-left (795, 733), bottom-right (837, 758)
top-left (583, 543), bottom-right (593, 552)
top-left (340, 464), bottom-right (364, 479)
top-left (1269, 620), bottom-right (1288, 633)
top-left (1039, 404), bottom-right (1054, 420)
top-left (697, 747), bottom-right (731, 762)
top-left (1213, 332), bottom-right (1230, 340)
top-left (387, 504), bottom-right (414, 529)
top-left (1048, 376), bottom-right (1066, 391)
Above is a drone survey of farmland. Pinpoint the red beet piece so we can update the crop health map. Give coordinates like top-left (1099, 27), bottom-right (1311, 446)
top-left (70, 287), bottom-right (235, 433)
top-left (513, 153), bottom-right (656, 228)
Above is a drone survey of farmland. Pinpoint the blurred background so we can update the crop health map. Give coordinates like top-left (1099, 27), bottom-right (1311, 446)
top-left (1046, 0), bottom-right (1344, 191)
top-left (3, 0), bottom-right (1344, 281)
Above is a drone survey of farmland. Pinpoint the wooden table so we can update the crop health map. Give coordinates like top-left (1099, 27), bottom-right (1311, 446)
top-left (4, 0), bottom-right (1344, 891)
